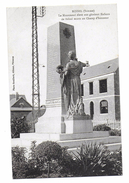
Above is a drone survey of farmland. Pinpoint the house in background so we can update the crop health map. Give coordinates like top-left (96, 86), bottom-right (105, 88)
top-left (10, 92), bottom-right (46, 132)
top-left (10, 92), bottom-right (32, 119)
top-left (81, 58), bottom-right (120, 128)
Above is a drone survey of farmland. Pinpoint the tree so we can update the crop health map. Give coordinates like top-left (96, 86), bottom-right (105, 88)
top-left (35, 141), bottom-right (62, 177)
top-left (26, 141), bottom-right (42, 178)
top-left (11, 116), bottom-right (30, 138)
top-left (12, 146), bottom-right (27, 179)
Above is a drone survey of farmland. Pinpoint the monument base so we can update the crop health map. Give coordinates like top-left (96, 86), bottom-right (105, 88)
top-left (35, 107), bottom-right (63, 134)
top-left (35, 106), bottom-right (93, 135)
top-left (20, 131), bottom-right (109, 142)
top-left (65, 119), bottom-right (93, 134)
top-left (14, 110), bottom-right (121, 152)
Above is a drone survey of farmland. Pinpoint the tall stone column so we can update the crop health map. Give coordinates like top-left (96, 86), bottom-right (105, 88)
top-left (46, 22), bottom-right (76, 115)
top-left (35, 22), bottom-right (76, 133)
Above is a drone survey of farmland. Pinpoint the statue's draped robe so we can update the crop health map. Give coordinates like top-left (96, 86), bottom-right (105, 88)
top-left (61, 60), bottom-right (86, 114)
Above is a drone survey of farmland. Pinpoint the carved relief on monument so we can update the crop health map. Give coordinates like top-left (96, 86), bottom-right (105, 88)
top-left (46, 98), bottom-right (61, 107)
top-left (63, 28), bottom-right (71, 38)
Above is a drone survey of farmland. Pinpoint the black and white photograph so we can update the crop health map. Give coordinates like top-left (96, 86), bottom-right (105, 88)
top-left (3, 2), bottom-right (127, 181)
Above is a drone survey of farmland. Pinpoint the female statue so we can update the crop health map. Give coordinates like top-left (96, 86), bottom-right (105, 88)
top-left (56, 51), bottom-right (86, 117)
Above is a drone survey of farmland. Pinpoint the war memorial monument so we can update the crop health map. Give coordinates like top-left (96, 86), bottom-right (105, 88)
top-left (35, 22), bottom-right (93, 136)
top-left (18, 22), bottom-right (121, 150)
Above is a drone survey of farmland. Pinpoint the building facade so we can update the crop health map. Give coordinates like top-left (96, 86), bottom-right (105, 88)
top-left (10, 93), bottom-right (32, 119)
top-left (81, 58), bottom-right (120, 126)
top-left (10, 93), bottom-right (46, 132)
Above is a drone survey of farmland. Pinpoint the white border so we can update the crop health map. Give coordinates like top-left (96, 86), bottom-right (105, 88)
top-left (1, 1), bottom-right (128, 183)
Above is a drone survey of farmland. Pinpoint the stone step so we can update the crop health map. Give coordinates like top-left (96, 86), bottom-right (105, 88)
top-left (59, 131), bottom-right (109, 140)
top-left (58, 136), bottom-right (121, 148)
top-left (20, 131), bottom-right (109, 141)
top-left (105, 142), bottom-right (122, 151)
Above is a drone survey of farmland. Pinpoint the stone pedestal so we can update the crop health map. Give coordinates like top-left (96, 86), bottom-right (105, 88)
top-left (65, 119), bottom-right (93, 134)
top-left (35, 106), bottom-right (62, 134)
top-left (35, 106), bottom-right (93, 138)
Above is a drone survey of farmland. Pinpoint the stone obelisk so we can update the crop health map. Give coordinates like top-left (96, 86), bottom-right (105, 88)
top-left (46, 22), bottom-right (76, 115)
top-left (35, 22), bottom-right (76, 133)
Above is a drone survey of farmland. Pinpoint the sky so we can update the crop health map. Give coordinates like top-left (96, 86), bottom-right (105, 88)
top-left (7, 4), bottom-right (118, 105)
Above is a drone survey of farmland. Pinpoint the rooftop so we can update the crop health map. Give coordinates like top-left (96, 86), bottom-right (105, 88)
top-left (81, 58), bottom-right (118, 80)
top-left (10, 93), bottom-right (32, 108)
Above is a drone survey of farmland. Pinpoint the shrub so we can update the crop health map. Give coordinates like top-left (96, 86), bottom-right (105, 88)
top-left (12, 146), bottom-right (28, 179)
top-left (58, 147), bottom-right (76, 175)
top-left (35, 141), bottom-right (63, 177)
top-left (11, 116), bottom-right (30, 138)
top-left (36, 141), bottom-right (62, 162)
top-left (70, 143), bottom-right (109, 176)
top-left (109, 129), bottom-right (121, 136)
top-left (93, 124), bottom-right (111, 131)
top-left (11, 141), bottom-right (122, 178)
top-left (26, 141), bottom-right (42, 178)
top-left (102, 148), bottom-right (122, 175)
top-left (70, 143), bottom-right (122, 176)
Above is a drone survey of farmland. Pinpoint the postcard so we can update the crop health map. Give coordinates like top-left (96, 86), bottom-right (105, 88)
top-left (6, 4), bottom-right (122, 179)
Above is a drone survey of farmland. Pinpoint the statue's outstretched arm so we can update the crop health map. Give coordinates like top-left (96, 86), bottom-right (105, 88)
top-left (81, 62), bottom-right (86, 67)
